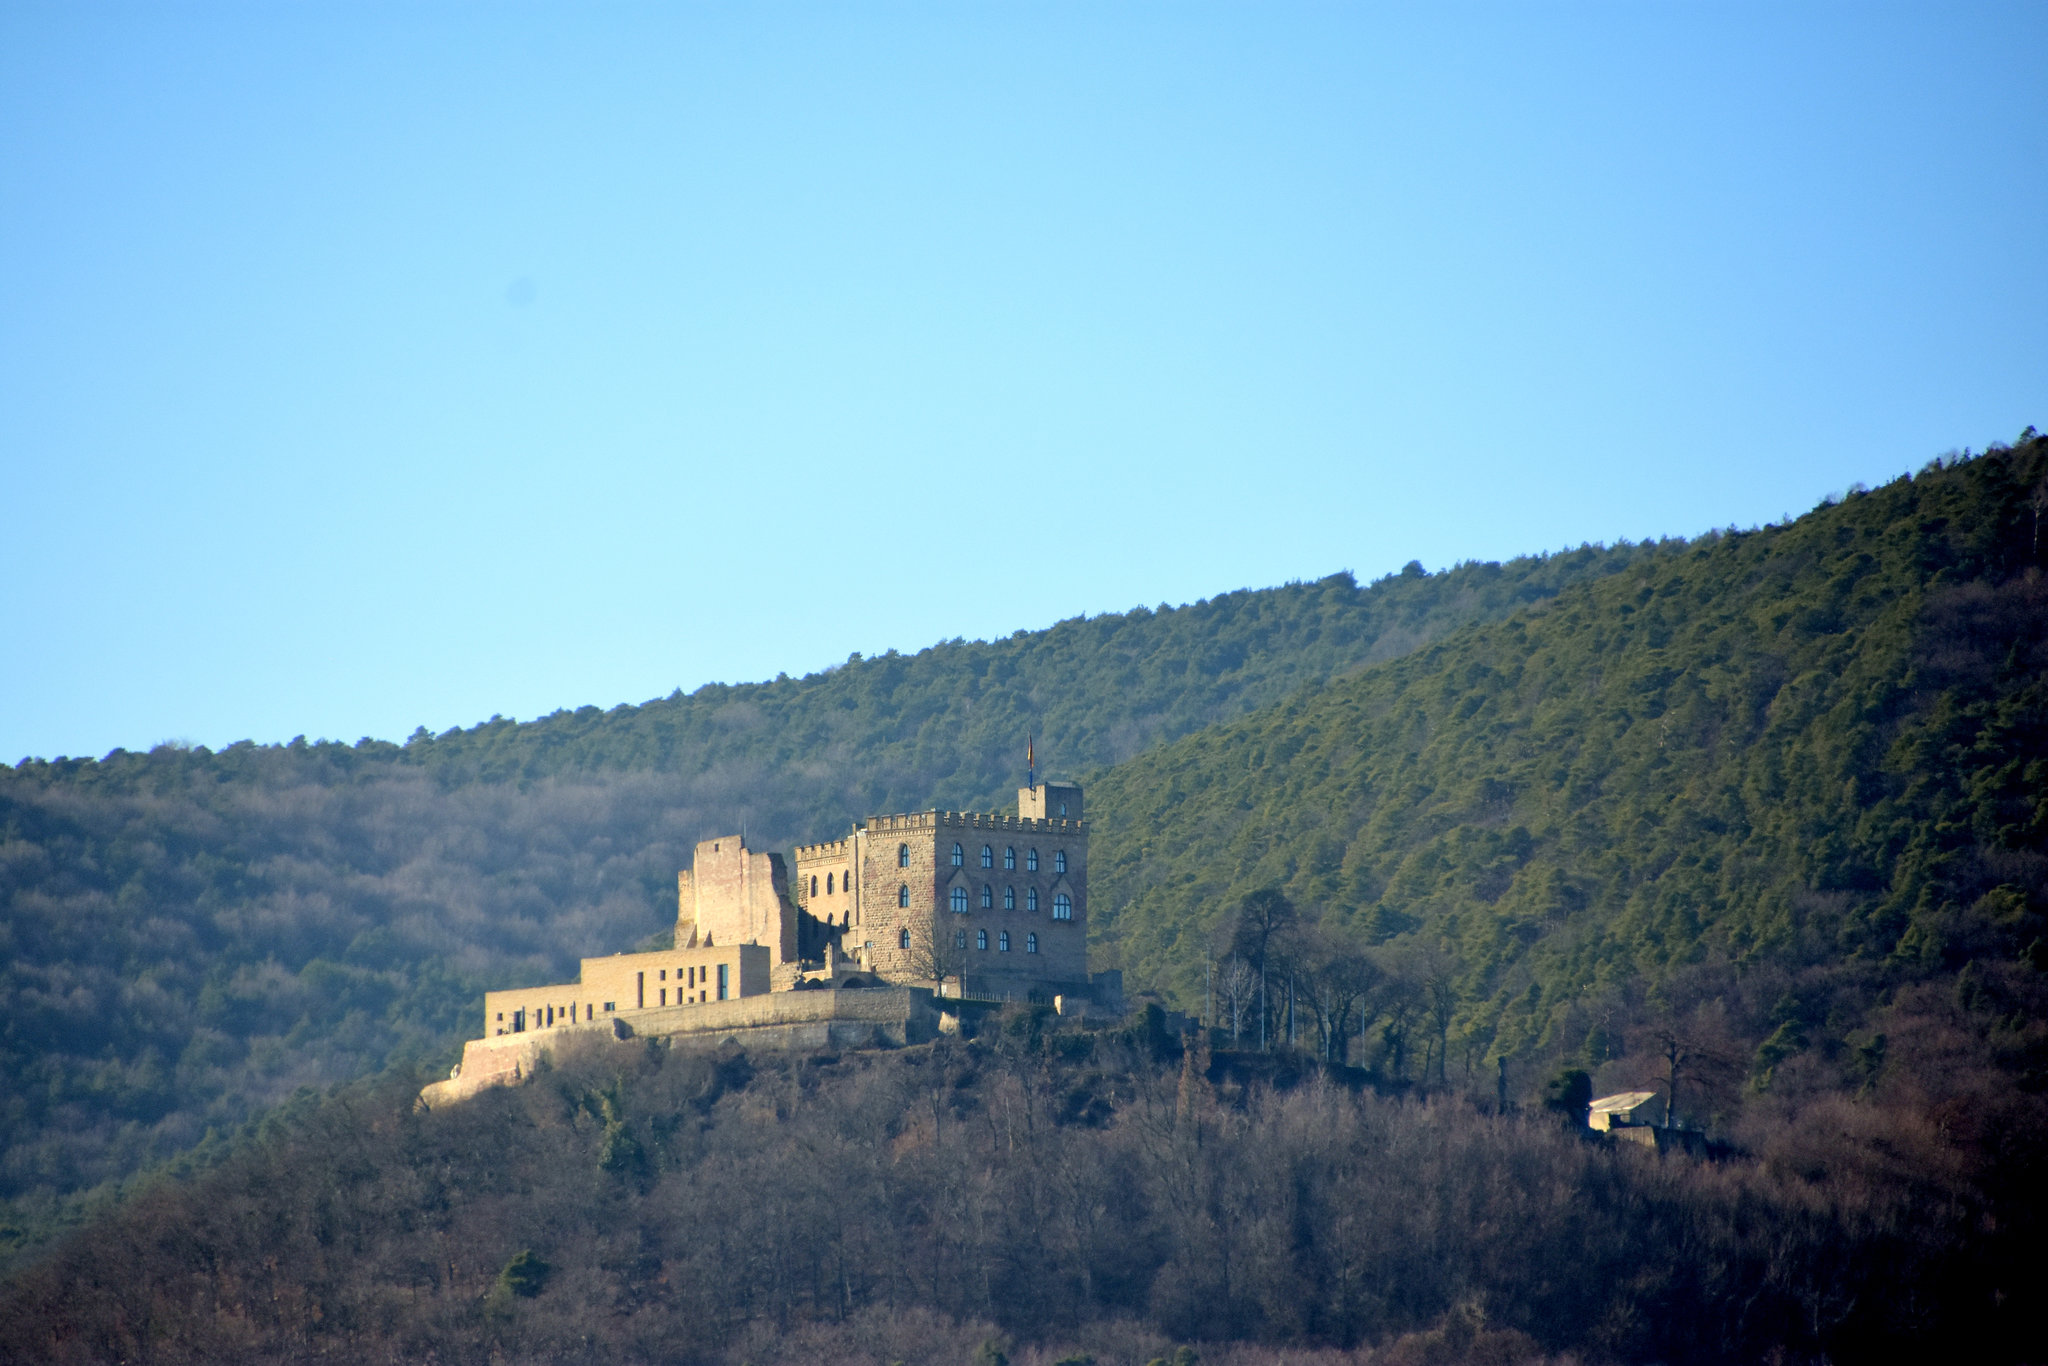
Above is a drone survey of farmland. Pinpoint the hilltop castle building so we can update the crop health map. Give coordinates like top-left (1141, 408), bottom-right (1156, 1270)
top-left (422, 777), bottom-right (1105, 1107)
top-left (790, 779), bottom-right (1087, 999)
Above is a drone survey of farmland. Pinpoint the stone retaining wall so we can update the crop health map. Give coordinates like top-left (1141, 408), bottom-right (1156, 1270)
top-left (418, 987), bottom-right (938, 1108)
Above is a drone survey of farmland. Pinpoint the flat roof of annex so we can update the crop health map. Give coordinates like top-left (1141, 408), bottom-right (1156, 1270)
top-left (794, 809), bottom-right (1086, 856)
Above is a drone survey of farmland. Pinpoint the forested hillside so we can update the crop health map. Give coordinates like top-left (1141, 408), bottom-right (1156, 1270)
top-left (4, 1022), bottom-right (2032, 1364)
top-left (0, 545), bottom-right (1650, 1259)
top-left (7, 435), bottom-right (2046, 1364)
top-left (1091, 435), bottom-right (2048, 1127)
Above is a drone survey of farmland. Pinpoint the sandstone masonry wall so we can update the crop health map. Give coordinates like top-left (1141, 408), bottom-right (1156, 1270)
top-left (417, 989), bottom-right (939, 1107)
top-left (677, 835), bottom-right (798, 961)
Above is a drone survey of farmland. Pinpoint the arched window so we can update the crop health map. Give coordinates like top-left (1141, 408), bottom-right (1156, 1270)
top-left (1054, 850), bottom-right (1067, 874)
top-left (1004, 846), bottom-right (1016, 870)
top-left (1027, 887), bottom-right (1039, 912)
top-left (980, 844), bottom-right (994, 868)
top-left (1053, 893), bottom-right (1073, 920)
top-left (827, 872), bottom-right (834, 894)
top-left (955, 928), bottom-right (968, 949)
top-left (898, 926), bottom-right (911, 949)
top-left (980, 884), bottom-right (993, 909)
top-left (976, 929), bottom-right (989, 950)
top-left (898, 843), bottom-right (910, 868)
top-left (951, 842), bottom-right (964, 867)
top-left (898, 884), bottom-right (910, 908)
top-left (810, 875), bottom-right (818, 897)
top-left (950, 887), bottom-right (969, 914)
top-left (1027, 848), bottom-right (1040, 872)
top-left (998, 929), bottom-right (1010, 952)
top-left (1026, 932), bottom-right (1038, 954)
top-left (1003, 886), bottom-right (1016, 911)
top-left (1059, 801), bottom-right (1068, 818)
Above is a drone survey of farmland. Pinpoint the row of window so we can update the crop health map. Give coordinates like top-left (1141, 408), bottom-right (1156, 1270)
top-left (905, 842), bottom-right (1070, 874)
top-left (923, 885), bottom-right (1074, 918)
top-left (895, 926), bottom-right (1041, 953)
top-left (817, 859), bottom-right (1074, 900)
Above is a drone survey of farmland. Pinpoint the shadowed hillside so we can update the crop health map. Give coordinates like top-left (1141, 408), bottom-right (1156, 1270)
top-left (3, 1022), bottom-right (2032, 1364)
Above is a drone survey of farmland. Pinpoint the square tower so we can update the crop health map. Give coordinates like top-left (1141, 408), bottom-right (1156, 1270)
top-left (1018, 781), bottom-right (1082, 822)
top-left (793, 786), bottom-right (1088, 999)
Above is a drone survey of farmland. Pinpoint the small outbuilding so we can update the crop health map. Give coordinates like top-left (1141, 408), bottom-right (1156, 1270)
top-left (1587, 1090), bottom-right (1662, 1131)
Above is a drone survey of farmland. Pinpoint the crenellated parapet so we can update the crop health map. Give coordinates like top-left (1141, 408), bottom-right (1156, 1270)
top-left (862, 810), bottom-right (1086, 836)
top-left (792, 834), bottom-right (855, 860)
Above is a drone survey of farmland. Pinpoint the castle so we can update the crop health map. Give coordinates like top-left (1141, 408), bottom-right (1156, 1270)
top-left (420, 776), bottom-right (1110, 1106)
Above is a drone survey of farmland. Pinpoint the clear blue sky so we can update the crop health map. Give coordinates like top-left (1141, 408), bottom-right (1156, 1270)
top-left (4, 4), bottom-right (2043, 763)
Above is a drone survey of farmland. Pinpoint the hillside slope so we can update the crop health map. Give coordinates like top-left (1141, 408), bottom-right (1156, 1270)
top-left (0, 544), bottom-right (1655, 1248)
top-left (6, 1024), bottom-right (2028, 1365)
top-left (1090, 436), bottom-right (2048, 1112)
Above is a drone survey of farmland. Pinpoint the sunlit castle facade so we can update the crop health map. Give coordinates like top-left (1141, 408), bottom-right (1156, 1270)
top-left (791, 780), bottom-right (1089, 1000)
top-left (467, 772), bottom-right (1097, 1056)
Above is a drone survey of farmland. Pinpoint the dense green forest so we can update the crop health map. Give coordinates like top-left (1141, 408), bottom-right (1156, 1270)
top-left (0, 545), bottom-right (1650, 1262)
top-left (1091, 436), bottom-right (2048, 1126)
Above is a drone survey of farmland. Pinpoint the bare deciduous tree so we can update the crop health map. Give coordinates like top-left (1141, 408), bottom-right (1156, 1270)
top-left (1218, 958), bottom-right (1257, 1042)
top-left (903, 912), bottom-right (967, 997)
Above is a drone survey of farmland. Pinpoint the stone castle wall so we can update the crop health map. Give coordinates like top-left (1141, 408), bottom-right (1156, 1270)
top-left (423, 783), bottom-right (1095, 1112)
top-left (804, 804), bottom-right (1088, 994)
top-left (483, 943), bottom-right (772, 1036)
top-left (678, 835), bottom-right (798, 961)
top-left (859, 821), bottom-right (938, 982)
top-left (417, 988), bottom-right (940, 1108)
top-left (1019, 781), bottom-right (1084, 822)
top-left (792, 834), bottom-right (859, 939)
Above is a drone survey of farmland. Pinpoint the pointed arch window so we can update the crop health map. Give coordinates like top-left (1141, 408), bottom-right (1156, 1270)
top-left (1027, 848), bottom-right (1040, 872)
top-left (810, 875), bottom-right (818, 897)
top-left (980, 885), bottom-right (994, 909)
top-left (998, 930), bottom-right (1010, 952)
top-left (898, 884), bottom-right (910, 908)
top-left (899, 927), bottom-right (911, 949)
top-left (951, 842), bottom-right (964, 867)
top-left (1027, 887), bottom-right (1039, 912)
top-left (981, 844), bottom-right (994, 868)
top-left (1054, 850), bottom-right (1067, 874)
top-left (1004, 846), bottom-right (1016, 870)
top-left (950, 887), bottom-right (969, 914)
top-left (976, 929), bottom-right (989, 950)
top-left (1026, 932), bottom-right (1039, 954)
top-left (1053, 893), bottom-right (1073, 921)
top-left (1004, 886), bottom-right (1016, 911)
top-left (898, 843), bottom-right (910, 868)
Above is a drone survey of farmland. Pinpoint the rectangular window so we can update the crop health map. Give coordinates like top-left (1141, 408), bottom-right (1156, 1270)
top-left (604, 1002), bottom-right (615, 1012)
top-left (717, 963), bottom-right (730, 1000)
top-left (660, 988), bottom-right (667, 1006)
